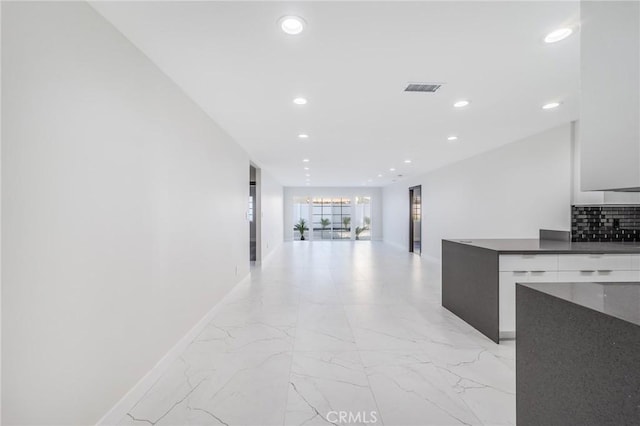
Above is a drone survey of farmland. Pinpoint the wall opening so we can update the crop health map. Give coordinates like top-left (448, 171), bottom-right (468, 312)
top-left (409, 185), bottom-right (422, 255)
top-left (249, 165), bottom-right (258, 261)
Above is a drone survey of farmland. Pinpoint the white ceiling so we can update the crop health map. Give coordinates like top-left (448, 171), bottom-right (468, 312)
top-left (91, 1), bottom-right (580, 187)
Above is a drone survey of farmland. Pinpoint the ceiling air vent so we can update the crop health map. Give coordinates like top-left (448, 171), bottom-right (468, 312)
top-left (404, 82), bottom-right (443, 93)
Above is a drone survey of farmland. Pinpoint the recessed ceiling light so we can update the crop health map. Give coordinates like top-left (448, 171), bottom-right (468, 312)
top-left (298, 134), bottom-right (309, 139)
top-left (404, 159), bottom-right (412, 164)
top-left (304, 167), bottom-right (309, 170)
top-left (377, 174), bottom-right (383, 178)
top-left (293, 97), bottom-right (307, 105)
top-left (453, 100), bottom-right (470, 108)
top-left (305, 174), bottom-right (311, 177)
top-left (302, 158), bottom-right (310, 163)
top-left (544, 28), bottom-right (573, 44)
top-left (447, 135), bottom-right (458, 141)
top-left (542, 102), bottom-right (561, 110)
top-left (279, 16), bottom-right (306, 35)
top-left (389, 168), bottom-right (396, 172)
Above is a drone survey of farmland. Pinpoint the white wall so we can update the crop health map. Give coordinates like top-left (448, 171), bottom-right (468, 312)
top-left (571, 121), bottom-right (605, 205)
top-left (2, 2), bottom-right (254, 424)
top-left (260, 168), bottom-right (284, 261)
top-left (284, 187), bottom-right (383, 241)
top-left (0, 3), bottom-right (4, 423)
top-left (383, 124), bottom-right (573, 261)
top-left (571, 121), bottom-right (640, 205)
top-left (580, 1), bottom-right (640, 191)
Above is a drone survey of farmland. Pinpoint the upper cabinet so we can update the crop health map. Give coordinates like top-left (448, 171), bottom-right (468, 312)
top-left (580, 1), bottom-right (640, 191)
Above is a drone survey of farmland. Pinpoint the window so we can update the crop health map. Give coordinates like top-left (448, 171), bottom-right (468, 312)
top-left (355, 196), bottom-right (372, 240)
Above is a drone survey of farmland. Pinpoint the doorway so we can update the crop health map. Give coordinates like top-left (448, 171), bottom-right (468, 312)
top-left (249, 166), bottom-right (257, 261)
top-left (409, 185), bottom-right (422, 255)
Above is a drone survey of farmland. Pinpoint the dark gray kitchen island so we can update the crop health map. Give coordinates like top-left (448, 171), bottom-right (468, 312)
top-left (442, 239), bottom-right (640, 343)
top-left (516, 281), bottom-right (640, 426)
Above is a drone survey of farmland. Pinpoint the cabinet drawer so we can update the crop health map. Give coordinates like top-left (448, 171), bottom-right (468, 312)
top-left (557, 254), bottom-right (635, 271)
top-left (557, 270), bottom-right (640, 282)
top-left (499, 254), bottom-right (558, 272)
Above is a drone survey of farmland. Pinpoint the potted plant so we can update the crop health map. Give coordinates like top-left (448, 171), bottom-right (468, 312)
top-left (355, 226), bottom-right (365, 240)
top-left (294, 218), bottom-right (309, 240)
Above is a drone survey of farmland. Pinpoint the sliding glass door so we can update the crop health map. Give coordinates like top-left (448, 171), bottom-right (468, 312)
top-left (310, 197), bottom-right (352, 240)
top-left (332, 197), bottom-right (351, 240)
top-left (312, 198), bottom-right (333, 240)
top-left (297, 196), bottom-right (372, 241)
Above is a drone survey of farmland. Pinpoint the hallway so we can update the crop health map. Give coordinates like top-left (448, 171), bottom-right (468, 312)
top-left (121, 242), bottom-right (515, 426)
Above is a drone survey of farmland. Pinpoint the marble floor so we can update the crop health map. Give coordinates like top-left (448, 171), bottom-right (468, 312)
top-left (121, 242), bottom-right (515, 426)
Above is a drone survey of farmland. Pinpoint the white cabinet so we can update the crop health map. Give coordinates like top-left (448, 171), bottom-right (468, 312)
top-left (499, 270), bottom-right (557, 337)
top-left (498, 253), bottom-right (640, 339)
top-left (581, 1), bottom-right (640, 191)
top-left (499, 271), bottom-right (529, 335)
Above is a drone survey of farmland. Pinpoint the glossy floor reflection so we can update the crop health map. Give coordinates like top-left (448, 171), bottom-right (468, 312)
top-left (120, 242), bottom-right (515, 426)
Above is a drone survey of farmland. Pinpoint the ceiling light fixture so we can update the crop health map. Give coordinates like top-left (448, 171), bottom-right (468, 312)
top-left (377, 174), bottom-right (383, 178)
top-left (404, 159), bottom-right (412, 164)
top-left (293, 97), bottom-right (307, 105)
top-left (304, 167), bottom-right (309, 170)
top-left (447, 136), bottom-right (458, 141)
top-left (389, 168), bottom-right (396, 172)
top-left (298, 134), bottom-right (309, 139)
top-left (305, 174), bottom-right (311, 177)
top-left (303, 158), bottom-right (310, 163)
top-left (544, 28), bottom-right (573, 43)
top-left (453, 100), bottom-right (470, 108)
top-left (542, 102), bottom-right (561, 110)
top-left (279, 16), bottom-right (306, 35)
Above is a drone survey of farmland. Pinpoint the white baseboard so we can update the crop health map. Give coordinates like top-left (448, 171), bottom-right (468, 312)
top-left (500, 331), bottom-right (516, 340)
top-left (96, 273), bottom-right (252, 425)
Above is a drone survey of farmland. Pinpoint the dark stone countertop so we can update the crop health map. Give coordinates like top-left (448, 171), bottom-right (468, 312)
top-left (444, 238), bottom-right (640, 254)
top-left (519, 281), bottom-right (640, 327)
